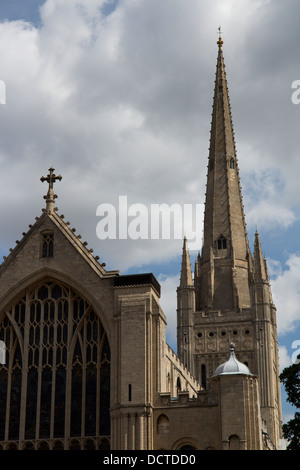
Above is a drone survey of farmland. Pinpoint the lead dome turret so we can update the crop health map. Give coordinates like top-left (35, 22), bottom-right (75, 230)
top-left (213, 343), bottom-right (252, 376)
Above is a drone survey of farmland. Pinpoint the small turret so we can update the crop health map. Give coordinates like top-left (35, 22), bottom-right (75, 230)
top-left (253, 231), bottom-right (267, 281)
top-left (179, 237), bottom-right (193, 287)
top-left (177, 238), bottom-right (195, 375)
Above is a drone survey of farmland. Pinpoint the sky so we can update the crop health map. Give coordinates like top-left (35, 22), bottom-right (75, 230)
top-left (0, 0), bottom-right (299, 425)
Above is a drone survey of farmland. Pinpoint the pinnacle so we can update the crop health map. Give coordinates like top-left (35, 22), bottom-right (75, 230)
top-left (179, 237), bottom-right (193, 288)
top-left (253, 231), bottom-right (267, 280)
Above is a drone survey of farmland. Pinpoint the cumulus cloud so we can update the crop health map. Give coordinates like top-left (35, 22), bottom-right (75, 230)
top-left (0, 0), bottom-right (300, 275)
top-left (279, 345), bottom-right (292, 372)
top-left (158, 273), bottom-right (180, 349)
top-left (269, 254), bottom-right (300, 335)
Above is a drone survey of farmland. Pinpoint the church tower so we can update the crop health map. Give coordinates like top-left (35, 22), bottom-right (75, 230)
top-left (177, 32), bottom-right (282, 448)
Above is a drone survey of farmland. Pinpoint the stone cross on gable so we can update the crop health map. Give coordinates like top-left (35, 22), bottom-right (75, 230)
top-left (40, 167), bottom-right (62, 190)
top-left (40, 167), bottom-right (62, 213)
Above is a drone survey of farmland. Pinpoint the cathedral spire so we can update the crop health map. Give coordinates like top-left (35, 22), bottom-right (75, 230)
top-left (208, 31), bottom-right (236, 169)
top-left (180, 237), bottom-right (193, 287)
top-left (40, 167), bottom-right (62, 213)
top-left (199, 34), bottom-right (251, 311)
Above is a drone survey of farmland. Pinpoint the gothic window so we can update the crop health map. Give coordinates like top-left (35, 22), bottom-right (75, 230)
top-left (41, 231), bottom-right (54, 258)
top-left (229, 158), bottom-right (235, 169)
top-left (0, 280), bottom-right (110, 449)
top-left (157, 414), bottom-right (170, 434)
top-left (176, 377), bottom-right (181, 396)
top-left (217, 235), bottom-right (227, 250)
top-left (229, 435), bottom-right (240, 450)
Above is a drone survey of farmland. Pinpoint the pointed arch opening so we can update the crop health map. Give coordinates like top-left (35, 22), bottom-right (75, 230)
top-left (217, 235), bottom-right (227, 250)
top-left (0, 278), bottom-right (110, 449)
top-left (229, 158), bottom-right (235, 169)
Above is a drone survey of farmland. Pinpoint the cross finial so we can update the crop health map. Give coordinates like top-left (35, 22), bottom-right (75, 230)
top-left (40, 167), bottom-right (62, 213)
top-left (217, 26), bottom-right (223, 50)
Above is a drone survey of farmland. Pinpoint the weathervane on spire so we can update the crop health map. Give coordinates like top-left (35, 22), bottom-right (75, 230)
top-left (217, 26), bottom-right (223, 50)
top-left (40, 167), bottom-right (62, 213)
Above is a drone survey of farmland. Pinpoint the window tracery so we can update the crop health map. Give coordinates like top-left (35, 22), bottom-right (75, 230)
top-left (0, 279), bottom-right (110, 449)
top-left (41, 232), bottom-right (54, 258)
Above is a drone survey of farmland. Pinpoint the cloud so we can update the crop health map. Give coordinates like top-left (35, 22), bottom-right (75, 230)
top-left (269, 254), bottom-right (300, 335)
top-left (278, 345), bottom-right (292, 372)
top-left (1, 0), bottom-right (300, 274)
top-left (158, 273), bottom-right (180, 349)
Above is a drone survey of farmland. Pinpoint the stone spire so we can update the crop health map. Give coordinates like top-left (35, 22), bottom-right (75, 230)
top-left (40, 167), bottom-right (62, 213)
top-left (199, 33), bottom-right (251, 311)
top-left (180, 237), bottom-right (193, 287)
top-left (253, 231), bottom-right (267, 281)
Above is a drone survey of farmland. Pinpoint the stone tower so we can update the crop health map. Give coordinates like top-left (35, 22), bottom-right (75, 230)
top-left (177, 33), bottom-right (282, 448)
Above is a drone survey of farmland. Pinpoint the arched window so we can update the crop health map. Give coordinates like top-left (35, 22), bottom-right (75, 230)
top-left (229, 158), bottom-right (235, 169)
top-left (217, 235), bottom-right (227, 250)
top-left (201, 364), bottom-right (207, 389)
top-left (229, 435), bottom-right (240, 450)
top-left (157, 414), bottom-right (170, 434)
top-left (180, 445), bottom-right (197, 450)
top-left (176, 377), bottom-right (181, 396)
top-left (41, 231), bottom-right (54, 258)
top-left (0, 279), bottom-right (110, 448)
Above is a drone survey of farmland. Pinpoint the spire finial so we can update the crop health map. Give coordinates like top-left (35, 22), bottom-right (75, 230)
top-left (217, 26), bottom-right (223, 50)
top-left (40, 167), bottom-right (62, 213)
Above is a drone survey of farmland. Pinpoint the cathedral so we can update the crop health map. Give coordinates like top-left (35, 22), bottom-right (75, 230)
top-left (0, 35), bottom-right (282, 451)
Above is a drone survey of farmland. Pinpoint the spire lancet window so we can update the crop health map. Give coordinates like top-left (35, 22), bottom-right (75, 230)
top-left (217, 235), bottom-right (227, 251)
top-left (229, 158), bottom-right (235, 169)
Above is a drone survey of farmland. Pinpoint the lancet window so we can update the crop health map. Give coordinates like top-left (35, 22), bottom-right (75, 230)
top-left (41, 231), bottom-right (54, 258)
top-left (229, 158), bottom-right (235, 169)
top-left (217, 235), bottom-right (227, 250)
